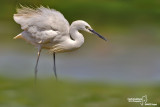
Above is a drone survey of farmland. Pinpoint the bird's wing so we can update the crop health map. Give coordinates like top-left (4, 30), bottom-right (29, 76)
top-left (13, 6), bottom-right (70, 43)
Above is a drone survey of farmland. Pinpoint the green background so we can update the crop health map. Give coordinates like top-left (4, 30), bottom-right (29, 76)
top-left (0, 0), bottom-right (160, 107)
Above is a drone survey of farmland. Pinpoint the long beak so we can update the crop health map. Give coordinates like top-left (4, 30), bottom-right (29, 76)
top-left (89, 29), bottom-right (107, 41)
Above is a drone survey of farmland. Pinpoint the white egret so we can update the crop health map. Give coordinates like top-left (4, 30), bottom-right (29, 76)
top-left (13, 6), bottom-right (107, 81)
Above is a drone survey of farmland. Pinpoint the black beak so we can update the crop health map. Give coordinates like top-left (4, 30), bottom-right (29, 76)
top-left (89, 29), bottom-right (107, 41)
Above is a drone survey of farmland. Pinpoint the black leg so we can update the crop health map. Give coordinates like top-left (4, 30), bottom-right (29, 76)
top-left (35, 47), bottom-right (41, 84)
top-left (53, 52), bottom-right (58, 80)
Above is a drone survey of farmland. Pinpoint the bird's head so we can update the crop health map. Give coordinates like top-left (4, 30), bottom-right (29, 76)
top-left (71, 20), bottom-right (107, 41)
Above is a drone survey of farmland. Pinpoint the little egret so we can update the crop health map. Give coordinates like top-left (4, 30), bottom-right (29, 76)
top-left (13, 6), bottom-right (107, 81)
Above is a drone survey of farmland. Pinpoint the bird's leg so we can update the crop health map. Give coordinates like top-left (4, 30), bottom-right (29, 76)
top-left (53, 52), bottom-right (58, 80)
top-left (35, 47), bottom-right (42, 83)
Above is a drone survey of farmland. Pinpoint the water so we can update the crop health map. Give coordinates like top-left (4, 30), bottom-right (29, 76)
top-left (1, 35), bottom-right (160, 84)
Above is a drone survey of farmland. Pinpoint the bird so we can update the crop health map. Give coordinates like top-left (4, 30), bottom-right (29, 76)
top-left (13, 6), bottom-right (107, 82)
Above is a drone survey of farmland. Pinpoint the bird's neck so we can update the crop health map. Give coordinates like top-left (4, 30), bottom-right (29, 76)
top-left (69, 24), bottom-right (84, 48)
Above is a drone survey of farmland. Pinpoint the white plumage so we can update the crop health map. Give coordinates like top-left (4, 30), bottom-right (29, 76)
top-left (13, 6), bottom-right (106, 81)
top-left (14, 6), bottom-right (70, 52)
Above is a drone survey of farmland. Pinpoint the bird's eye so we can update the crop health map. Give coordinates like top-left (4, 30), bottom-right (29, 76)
top-left (85, 26), bottom-right (90, 29)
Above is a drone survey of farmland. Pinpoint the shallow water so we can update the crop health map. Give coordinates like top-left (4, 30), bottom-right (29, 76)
top-left (1, 35), bottom-right (160, 84)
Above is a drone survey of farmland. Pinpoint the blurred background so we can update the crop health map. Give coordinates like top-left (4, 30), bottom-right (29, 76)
top-left (0, 0), bottom-right (160, 107)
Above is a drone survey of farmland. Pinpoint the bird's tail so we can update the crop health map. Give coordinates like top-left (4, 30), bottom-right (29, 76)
top-left (13, 33), bottom-right (23, 39)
